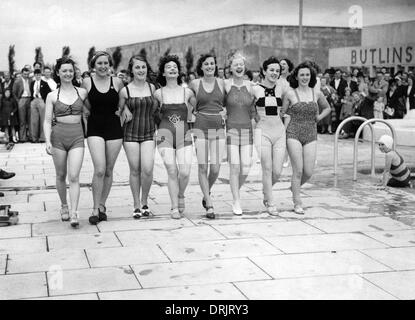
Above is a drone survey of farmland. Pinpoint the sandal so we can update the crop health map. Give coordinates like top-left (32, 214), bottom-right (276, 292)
top-left (60, 205), bottom-right (70, 222)
top-left (70, 211), bottom-right (80, 228)
top-left (89, 212), bottom-right (100, 225)
top-left (294, 205), bottom-right (305, 215)
top-left (263, 200), bottom-right (279, 216)
top-left (141, 205), bottom-right (153, 217)
top-left (98, 204), bottom-right (107, 221)
top-left (178, 196), bottom-right (185, 214)
top-left (206, 206), bottom-right (215, 219)
top-left (133, 208), bottom-right (142, 219)
top-left (232, 201), bottom-right (243, 216)
top-left (170, 208), bottom-right (181, 220)
top-left (202, 192), bottom-right (211, 209)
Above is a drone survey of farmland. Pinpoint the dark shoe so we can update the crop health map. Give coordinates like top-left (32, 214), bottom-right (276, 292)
top-left (202, 198), bottom-right (207, 209)
top-left (133, 208), bottom-right (142, 219)
top-left (98, 205), bottom-right (107, 221)
top-left (0, 192), bottom-right (4, 197)
top-left (89, 215), bottom-right (100, 225)
top-left (141, 205), bottom-right (152, 217)
top-left (0, 169), bottom-right (15, 180)
top-left (206, 206), bottom-right (215, 219)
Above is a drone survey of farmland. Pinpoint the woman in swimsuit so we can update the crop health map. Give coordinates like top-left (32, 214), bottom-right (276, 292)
top-left (282, 62), bottom-right (331, 214)
top-left (154, 55), bottom-right (196, 219)
top-left (44, 57), bottom-right (88, 228)
top-left (119, 55), bottom-right (159, 219)
top-left (82, 51), bottom-right (124, 225)
top-left (252, 57), bottom-right (286, 215)
top-left (189, 54), bottom-right (226, 219)
top-left (224, 53), bottom-right (256, 215)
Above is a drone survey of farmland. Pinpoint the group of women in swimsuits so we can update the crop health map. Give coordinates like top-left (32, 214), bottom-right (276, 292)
top-left (44, 50), bottom-right (331, 228)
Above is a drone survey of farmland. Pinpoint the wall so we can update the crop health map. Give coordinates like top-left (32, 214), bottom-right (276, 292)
top-left (108, 24), bottom-right (361, 73)
top-left (362, 20), bottom-right (415, 46)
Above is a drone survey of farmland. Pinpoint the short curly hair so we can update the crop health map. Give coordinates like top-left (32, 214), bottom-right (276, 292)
top-left (196, 54), bottom-right (218, 77)
top-left (54, 57), bottom-right (76, 85)
top-left (157, 55), bottom-right (182, 86)
top-left (289, 62), bottom-right (317, 89)
top-left (279, 58), bottom-right (294, 73)
top-left (262, 56), bottom-right (280, 76)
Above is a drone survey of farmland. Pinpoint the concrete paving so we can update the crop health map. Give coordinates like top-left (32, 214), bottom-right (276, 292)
top-left (0, 134), bottom-right (414, 300)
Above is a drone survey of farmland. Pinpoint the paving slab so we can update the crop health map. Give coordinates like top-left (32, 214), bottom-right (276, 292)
top-left (32, 293), bottom-right (98, 300)
top-left (0, 224), bottom-right (31, 239)
top-left (0, 273), bottom-right (48, 300)
top-left (0, 237), bottom-right (47, 255)
top-left (160, 238), bottom-right (283, 262)
top-left (278, 207), bottom-right (344, 220)
top-left (116, 225), bottom-right (226, 246)
top-left (0, 254), bottom-right (6, 275)
top-left (235, 275), bottom-right (395, 300)
top-left (32, 221), bottom-right (99, 236)
top-left (212, 220), bottom-right (322, 239)
top-left (361, 247), bottom-right (415, 271)
top-left (99, 283), bottom-right (246, 300)
top-left (132, 257), bottom-right (271, 288)
top-left (264, 233), bottom-right (390, 254)
top-left (362, 270), bottom-right (415, 300)
top-left (86, 245), bottom-right (169, 268)
top-left (363, 230), bottom-right (415, 247)
top-left (331, 208), bottom-right (382, 218)
top-left (10, 201), bottom-right (45, 213)
top-left (97, 217), bottom-right (194, 233)
top-left (250, 250), bottom-right (392, 279)
top-left (7, 249), bottom-right (89, 274)
top-left (306, 217), bottom-right (413, 233)
top-left (48, 233), bottom-right (121, 251)
top-left (47, 266), bottom-right (141, 296)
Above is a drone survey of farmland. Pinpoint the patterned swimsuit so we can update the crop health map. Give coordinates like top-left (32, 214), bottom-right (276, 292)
top-left (286, 89), bottom-right (319, 146)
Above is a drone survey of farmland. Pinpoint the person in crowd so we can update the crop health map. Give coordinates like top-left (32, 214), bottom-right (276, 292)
top-left (44, 57), bottom-right (88, 228)
top-left (189, 53), bottom-right (226, 219)
top-left (373, 96), bottom-right (385, 119)
top-left (118, 55), bottom-right (158, 219)
top-left (318, 76), bottom-right (336, 134)
top-left (224, 53), bottom-right (256, 215)
top-left (385, 80), bottom-right (406, 119)
top-left (117, 69), bottom-right (130, 86)
top-left (81, 51), bottom-right (124, 225)
top-left (43, 66), bottom-right (57, 91)
top-left (339, 87), bottom-right (355, 121)
top-left (369, 70), bottom-right (389, 100)
top-left (357, 72), bottom-right (369, 97)
top-left (351, 68), bottom-right (359, 83)
top-left (218, 68), bottom-right (225, 80)
top-left (330, 69), bottom-right (347, 128)
top-left (0, 89), bottom-right (18, 143)
top-left (252, 70), bottom-right (261, 84)
top-left (244, 70), bottom-right (253, 81)
top-left (224, 67), bottom-right (231, 79)
top-left (30, 69), bottom-right (51, 143)
top-left (338, 91), bottom-right (363, 139)
top-left (1, 72), bottom-right (14, 95)
top-left (404, 75), bottom-right (415, 117)
top-left (82, 71), bottom-right (91, 79)
top-left (154, 55), bottom-right (195, 219)
top-left (252, 56), bottom-right (286, 215)
top-left (180, 73), bottom-right (189, 88)
top-left (377, 135), bottom-right (412, 189)
top-left (188, 72), bottom-right (197, 82)
top-left (33, 62), bottom-right (42, 72)
top-left (282, 62), bottom-right (331, 214)
top-left (344, 72), bottom-right (359, 94)
top-left (12, 67), bottom-right (32, 142)
top-left (73, 68), bottom-right (83, 87)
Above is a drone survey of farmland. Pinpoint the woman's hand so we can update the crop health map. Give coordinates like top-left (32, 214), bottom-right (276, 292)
top-left (123, 108), bottom-right (133, 123)
top-left (45, 142), bottom-right (53, 156)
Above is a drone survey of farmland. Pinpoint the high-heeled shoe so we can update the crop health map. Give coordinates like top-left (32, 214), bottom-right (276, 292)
top-left (70, 211), bottom-right (80, 228)
top-left (98, 204), bottom-right (107, 221)
top-left (170, 208), bottom-right (181, 219)
top-left (263, 200), bottom-right (278, 216)
top-left (206, 206), bottom-right (215, 219)
top-left (232, 201), bottom-right (243, 216)
top-left (60, 205), bottom-right (70, 222)
top-left (294, 205), bottom-right (305, 215)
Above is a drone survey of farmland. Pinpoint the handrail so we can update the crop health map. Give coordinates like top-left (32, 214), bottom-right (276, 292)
top-left (353, 119), bottom-right (397, 181)
top-left (334, 116), bottom-right (374, 175)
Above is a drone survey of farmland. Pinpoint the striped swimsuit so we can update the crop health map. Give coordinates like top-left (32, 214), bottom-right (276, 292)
top-left (388, 152), bottom-right (411, 187)
top-left (123, 83), bottom-right (158, 143)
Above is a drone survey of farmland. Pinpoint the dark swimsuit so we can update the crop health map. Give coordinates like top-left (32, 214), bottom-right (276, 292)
top-left (156, 88), bottom-right (192, 149)
top-left (87, 76), bottom-right (123, 141)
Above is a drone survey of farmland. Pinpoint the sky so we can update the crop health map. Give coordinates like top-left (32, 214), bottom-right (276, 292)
top-left (0, 0), bottom-right (414, 72)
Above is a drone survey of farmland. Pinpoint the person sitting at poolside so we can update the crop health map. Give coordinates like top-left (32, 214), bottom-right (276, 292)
top-left (377, 135), bottom-right (412, 189)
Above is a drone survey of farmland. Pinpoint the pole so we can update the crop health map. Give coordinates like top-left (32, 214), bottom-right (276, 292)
top-left (298, 0), bottom-right (303, 63)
